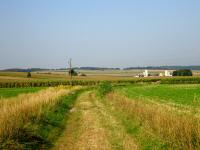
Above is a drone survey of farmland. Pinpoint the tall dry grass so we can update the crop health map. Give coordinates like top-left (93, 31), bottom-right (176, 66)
top-left (0, 86), bottom-right (81, 142)
top-left (107, 92), bottom-right (200, 149)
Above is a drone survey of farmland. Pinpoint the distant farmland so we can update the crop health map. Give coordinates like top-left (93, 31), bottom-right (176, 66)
top-left (1, 71), bottom-right (200, 149)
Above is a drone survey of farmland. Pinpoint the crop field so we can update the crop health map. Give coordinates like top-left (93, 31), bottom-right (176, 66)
top-left (1, 73), bottom-right (200, 149)
top-left (0, 71), bottom-right (137, 82)
top-left (117, 84), bottom-right (200, 107)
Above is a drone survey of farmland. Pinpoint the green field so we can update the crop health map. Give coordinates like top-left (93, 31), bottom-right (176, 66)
top-left (0, 87), bottom-right (44, 98)
top-left (117, 84), bottom-right (200, 106)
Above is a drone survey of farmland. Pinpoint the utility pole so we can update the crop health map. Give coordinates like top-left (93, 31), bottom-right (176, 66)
top-left (68, 58), bottom-right (72, 79)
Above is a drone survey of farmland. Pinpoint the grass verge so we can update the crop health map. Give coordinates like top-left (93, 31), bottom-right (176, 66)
top-left (0, 87), bottom-right (83, 149)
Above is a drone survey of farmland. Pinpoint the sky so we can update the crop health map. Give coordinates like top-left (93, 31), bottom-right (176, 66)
top-left (0, 0), bottom-right (200, 69)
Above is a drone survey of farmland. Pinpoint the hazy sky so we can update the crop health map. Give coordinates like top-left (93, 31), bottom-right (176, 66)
top-left (0, 0), bottom-right (200, 69)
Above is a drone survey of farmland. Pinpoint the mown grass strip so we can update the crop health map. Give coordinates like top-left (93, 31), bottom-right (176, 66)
top-left (116, 84), bottom-right (200, 107)
top-left (0, 87), bottom-right (44, 98)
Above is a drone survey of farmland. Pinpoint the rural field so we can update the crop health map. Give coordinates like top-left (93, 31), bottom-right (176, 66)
top-left (1, 72), bottom-right (200, 149)
top-left (1, 0), bottom-right (200, 149)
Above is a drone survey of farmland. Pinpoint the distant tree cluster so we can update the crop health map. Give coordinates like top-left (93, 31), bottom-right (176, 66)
top-left (73, 67), bottom-right (120, 70)
top-left (172, 69), bottom-right (193, 76)
top-left (124, 66), bottom-right (200, 70)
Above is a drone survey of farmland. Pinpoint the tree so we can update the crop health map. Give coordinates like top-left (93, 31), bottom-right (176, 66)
top-left (27, 72), bottom-right (32, 78)
top-left (68, 69), bottom-right (78, 76)
top-left (172, 69), bottom-right (193, 76)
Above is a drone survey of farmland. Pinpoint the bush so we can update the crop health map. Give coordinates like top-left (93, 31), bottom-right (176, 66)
top-left (172, 69), bottom-right (193, 76)
top-left (98, 81), bottom-right (112, 97)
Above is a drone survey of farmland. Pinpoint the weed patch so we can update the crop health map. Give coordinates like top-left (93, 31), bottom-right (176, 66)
top-left (97, 81), bottom-right (113, 97)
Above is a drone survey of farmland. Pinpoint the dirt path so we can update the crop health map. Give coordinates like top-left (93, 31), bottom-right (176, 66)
top-left (53, 91), bottom-right (138, 150)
